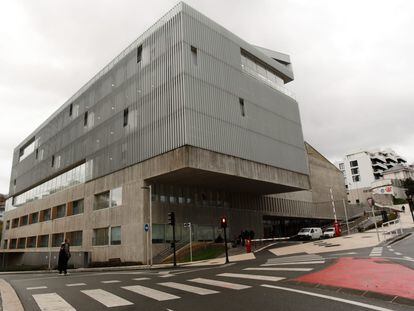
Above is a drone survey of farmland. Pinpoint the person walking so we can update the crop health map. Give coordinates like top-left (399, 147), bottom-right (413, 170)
top-left (58, 239), bottom-right (71, 275)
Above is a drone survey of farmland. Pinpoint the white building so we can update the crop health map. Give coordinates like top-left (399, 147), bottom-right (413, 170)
top-left (337, 149), bottom-right (407, 204)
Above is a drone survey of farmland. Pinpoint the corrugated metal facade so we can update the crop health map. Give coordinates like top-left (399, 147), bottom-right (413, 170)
top-left (9, 3), bottom-right (307, 201)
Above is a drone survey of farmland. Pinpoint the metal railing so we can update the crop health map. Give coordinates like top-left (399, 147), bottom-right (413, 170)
top-left (381, 216), bottom-right (403, 241)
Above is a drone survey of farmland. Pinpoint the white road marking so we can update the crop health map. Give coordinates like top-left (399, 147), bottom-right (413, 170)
top-left (189, 278), bottom-right (251, 290)
top-left (262, 284), bottom-right (395, 311)
top-left (159, 274), bottom-right (175, 278)
top-left (394, 252), bottom-right (402, 256)
top-left (81, 289), bottom-right (133, 307)
top-left (27, 286), bottom-right (47, 290)
top-left (133, 277), bottom-right (150, 281)
top-left (369, 247), bottom-right (383, 257)
top-left (244, 267), bottom-right (313, 272)
top-left (122, 285), bottom-right (180, 301)
top-left (261, 261), bottom-right (325, 266)
top-left (389, 249), bottom-right (394, 252)
top-left (33, 293), bottom-right (75, 311)
top-left (66, 283), bottom-right (86, 287)
top-left (404, 256), bottom-right (413, 260)
top-left (159, 282), bottom-right (218, 295)
top-left (386, 246), bottom-right (391, 248)
top-left (217, 273), bottom-right (285, 282)
top-left (101, 280), bottom-right (121, 284)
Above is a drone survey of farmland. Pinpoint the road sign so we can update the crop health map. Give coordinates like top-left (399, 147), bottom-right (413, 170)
top-left (184, 222), bottom-right (191, 228)
top-left (144, 223), bottom-right (149, 232)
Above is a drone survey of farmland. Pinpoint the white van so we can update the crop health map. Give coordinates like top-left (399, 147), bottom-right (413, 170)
top-left (297, 227), bottom-right (323, 240)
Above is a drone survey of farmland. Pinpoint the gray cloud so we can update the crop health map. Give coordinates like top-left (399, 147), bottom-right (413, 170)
top-left (1, 0), bottom-right (413, 194)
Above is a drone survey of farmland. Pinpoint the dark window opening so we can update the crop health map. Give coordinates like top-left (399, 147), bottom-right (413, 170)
top-left (35, 148), bottom-right (39, 159)
top-left (69, 103), bottom-right (73, 117)
top-left (84, 111), bottom-right (88, 126)
top-left (123, 108), bottom-right (129, 127)
top-left (191, 46), bottom-right (198, 65)
top-left (51, 155), bottom-right (55, 167)
top-left (137, 45), bottom-right (142, 63)
top-left (13, 179), bottom-right (16, 186)
top-left (239, 98), bottom-right (245, 117)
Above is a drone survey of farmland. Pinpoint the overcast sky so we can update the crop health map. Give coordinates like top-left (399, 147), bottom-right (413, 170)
top-left (1, 0), bottom-right (413, 195)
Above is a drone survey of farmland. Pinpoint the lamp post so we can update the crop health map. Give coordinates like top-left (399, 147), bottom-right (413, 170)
top-left (141, 185), bottom-right (152, 267)
top-left (405, 191), bottom-right (414, 223)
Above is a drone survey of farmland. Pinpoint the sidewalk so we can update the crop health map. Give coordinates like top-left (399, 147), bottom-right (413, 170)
top-left (270, 207), bottom-right (414, 256)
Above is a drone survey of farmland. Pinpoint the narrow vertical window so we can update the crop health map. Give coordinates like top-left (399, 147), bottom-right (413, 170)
top-left (69, 103), bottom-right (73, 117)
top-left (191, 46), bottom-right (198, 66)
top-left (51, 155), bottom-right (55, 167)
top-left (123, 108), bottom-right (129, 127)
top-left (239, 98), bottom-right (245, 117)
top-left (35, 148), bottom-right (38, 160)
top-left (137, 45), bottom-right (142, 63)
top-left (84, 111), bottom-right (88, 126)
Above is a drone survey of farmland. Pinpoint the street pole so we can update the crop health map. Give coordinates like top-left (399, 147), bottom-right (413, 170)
top-left (149, 185), bottom-right (152, 267)
top-left (172, 221), bottom-right (177, 267)
top-left (367, 198), bottom-right (380, 242)
top-left (48, 235), bottom-right (51, 270)
top-left (223, 226), bottom-right (229, 264)
top-left (342, 199), bottom-right (350, 235)
top-left (189, 223), bottom-right (193, 262)
top-left (330, 188), bottom-right (337, 222)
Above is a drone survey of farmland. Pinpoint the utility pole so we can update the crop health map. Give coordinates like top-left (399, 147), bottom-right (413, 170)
top-left (342, 199), bottom-right (350, 235)
top-left (141, 185), bottom-right (153, 266)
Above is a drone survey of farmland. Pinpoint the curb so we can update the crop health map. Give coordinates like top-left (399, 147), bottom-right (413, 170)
top-left (386, 233), bottom-right (411, 246)
top-left (283, 280), bottom-right (414, 308)
top-left (0, 279), bottom-right (24, 311)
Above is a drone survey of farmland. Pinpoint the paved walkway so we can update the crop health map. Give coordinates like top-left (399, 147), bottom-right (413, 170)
top-left (269, 206), bottom-right (414, 257)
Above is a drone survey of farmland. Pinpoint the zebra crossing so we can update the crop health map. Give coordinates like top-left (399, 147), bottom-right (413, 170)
top-left (369, 247), bottom-right (383, 257)
top-left (29, 255), bottom-right (327, 310)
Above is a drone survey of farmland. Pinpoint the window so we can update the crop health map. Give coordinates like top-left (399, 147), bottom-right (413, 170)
top-left (350, 160), bottom-right (358, 167)
top-left (37, 235), bottom-right (49, 248)
top-left (30, 212), bottom-right (39, 224)
top-left (351, 168), bottom-right (359, 175)
top-left (40, 208), bottom-right (51, 222)
top-left (18, 238), bottom-right (26, 249)
top-left (9, 239), bottom-right (17, 249)
top-left (123, 108), bottom-right (129, 127)
top-left (239, 98), bottom-right (245, 117)
top-left (93, 227), bottom-right (109, 246)
top-left (3, 240), bottom-right (8, 249)
top-left (52, 233), bottom-right (64, 247)
top-left (5, 220), bottom-right (10, 230)
top-left (27, 236), bottom-right (37, 248)
top-left (51, 155), bottom-right (55, 167)
top-left (35, 148), bottom-right (39, 159)
top-left (66, 231), bottom-right (82, 246)
top-left (12, 218), bottom-right (19, 228)
top-left (191, 46), bottom-right (197, 65)
top-left (53, 204), bottom-right (66, 219)
top-left (69, 103), bottom-right (73, 117)
top-left (352, 175), bottom-right (360, 182)
top-left (94, 187), bottom-right (122, 210)
top-left (110, 226), bottom-right (121, 245)
top-left (20, 215), bottom-right (28, 226)
top-left (339, 163), bottom-right (344, 170)
top-left (137, 45), bottom-right (142, 63)
top-left (18, 137), bottom-right (35, 162)
top-left (84, 111), bottom-right (88, 126)
top-left (152, 224), bottom-right (165, 243)
top-left (72, 199), bottom-right (84, 215)
top-left (356, 199), bottom-right (360, 204)
top-left (94, 191), bottom-right (110, 210)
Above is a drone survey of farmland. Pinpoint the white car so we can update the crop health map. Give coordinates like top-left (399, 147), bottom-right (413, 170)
top-left (297, 227), bottom-right (322, 240)
top-left (323, 227), bottom-right (335, 238)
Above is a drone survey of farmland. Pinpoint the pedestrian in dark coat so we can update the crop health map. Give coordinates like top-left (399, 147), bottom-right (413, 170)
top-left (58, 243), bottom-right (68, 275)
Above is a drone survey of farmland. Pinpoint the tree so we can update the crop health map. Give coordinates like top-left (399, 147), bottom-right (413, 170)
top-left (403, 178), bottom-right (414, 196)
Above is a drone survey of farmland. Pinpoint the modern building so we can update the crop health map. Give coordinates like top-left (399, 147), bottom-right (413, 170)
top-left (0, 194), bottom-right (5, 222)
top-left (338, 149), bottom-right (407, 204)
top-left (1, 3), bottom-right (351, 267)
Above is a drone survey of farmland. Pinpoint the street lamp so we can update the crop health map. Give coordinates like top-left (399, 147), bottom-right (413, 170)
top-left (141, 185), bottom-right (152, 266)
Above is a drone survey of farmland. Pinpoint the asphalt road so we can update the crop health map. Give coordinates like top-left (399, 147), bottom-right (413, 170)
top-left (2, 240), bottom-right (412, 311)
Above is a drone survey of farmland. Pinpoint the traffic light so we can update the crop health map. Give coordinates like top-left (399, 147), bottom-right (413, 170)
top-left (220, 216), bottom-right (227, 228)
top-left (168, 212), bottom-right (175, 226)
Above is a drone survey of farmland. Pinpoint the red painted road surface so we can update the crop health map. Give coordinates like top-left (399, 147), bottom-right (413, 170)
top-left (295, 257), bottom-right (414, 300)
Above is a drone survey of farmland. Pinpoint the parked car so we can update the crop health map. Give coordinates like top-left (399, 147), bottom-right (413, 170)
top-left (297, 227), bottom-right (322, 240)
top-left (322, 227), bottom-right (335, 238)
